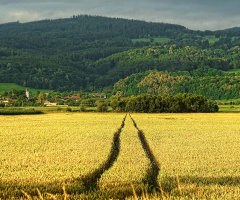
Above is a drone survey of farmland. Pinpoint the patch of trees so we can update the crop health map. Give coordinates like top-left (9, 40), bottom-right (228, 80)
top-left (112, 94), bottom-right (218, 113)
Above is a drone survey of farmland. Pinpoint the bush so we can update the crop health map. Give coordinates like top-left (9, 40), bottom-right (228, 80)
top-left (110, 97), bottom-right (119, 110)
top-left (80, 105), bottom-right (86, 112)
top-left (81, 99), bottom-right (95, 107)
top-left (97, 102), bottom-right (108, 112)
top-left (56, 99), bottom-right (64, 105)
top-left (66, 107), bottom-right (72, 112)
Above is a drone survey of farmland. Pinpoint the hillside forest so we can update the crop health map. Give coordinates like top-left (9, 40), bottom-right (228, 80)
top-left (0, 15), bottom-right (240, 100)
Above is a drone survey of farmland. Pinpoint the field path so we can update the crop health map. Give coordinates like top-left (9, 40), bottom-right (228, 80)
top-left (81, 114), bottom-right (127, 189)
top-left (99, 114), bottom-right (150, 190)
top-left (130, 114), bottom-right (161, 191)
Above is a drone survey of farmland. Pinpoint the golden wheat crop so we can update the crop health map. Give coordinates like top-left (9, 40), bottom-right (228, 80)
top-left (99, 116), bottom-right (150, 186)
top-left (0, 113), bottom-right (124, 198)
top-left (1, 113), bottom-right (240, 199)
top-left (130, 113), bottom-right (240, 199)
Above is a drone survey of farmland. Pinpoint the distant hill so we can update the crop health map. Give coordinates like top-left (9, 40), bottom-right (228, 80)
top-left (224, 27), bottom-right (240, 32)
top-left (0, 15), bottom-right (187, 55)
top-left (0, 15), bottom-right (240, 92)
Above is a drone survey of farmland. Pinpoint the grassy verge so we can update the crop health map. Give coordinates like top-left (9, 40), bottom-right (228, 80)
top-left (0, 109), bottom-right (43, 115)
top-left (3, 105), bottom-right (240, 113)
top-left (218, 105), bottom-right (240, 112)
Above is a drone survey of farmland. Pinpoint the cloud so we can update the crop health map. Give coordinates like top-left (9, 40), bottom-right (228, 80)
top-left (0, 0), bottom-right (240, 30)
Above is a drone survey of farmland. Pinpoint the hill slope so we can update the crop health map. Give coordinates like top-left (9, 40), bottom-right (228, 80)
top-left (0, 15), bottom-right (187, 55)
top-left (1, 45), bottom-right (240, 92)
top-left (0, 15), bottom-right (240, 91)
top-left (90, 45), bottom-right (240, 88)
top-left (113, 67), bottom-right (240, 100)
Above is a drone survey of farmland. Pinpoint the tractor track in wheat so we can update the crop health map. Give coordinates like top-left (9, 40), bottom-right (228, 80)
top-left (129, 114), bottom-right (161, 191)
top-left (81, 114), bottom-right (127, 189)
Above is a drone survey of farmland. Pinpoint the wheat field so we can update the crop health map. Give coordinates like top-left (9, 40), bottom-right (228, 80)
top-left (0, 113), bottom-right (240, 199)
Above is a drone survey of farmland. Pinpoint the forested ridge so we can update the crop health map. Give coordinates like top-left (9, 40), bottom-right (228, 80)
top-left (93, 45), bottom-right (240, 88)
top-left (113, 67), bottom-right (240, 100)
top-left (0, 15), bottom-right (240, 97)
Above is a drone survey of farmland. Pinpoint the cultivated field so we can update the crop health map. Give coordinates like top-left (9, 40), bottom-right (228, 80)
top-left (0, 113), bottom-right (240, 199)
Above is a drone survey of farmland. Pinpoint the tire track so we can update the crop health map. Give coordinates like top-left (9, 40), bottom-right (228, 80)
top-left (129, 114), bottom-right (161, 191)
top-left (81, 114), bottom-right (127, 190)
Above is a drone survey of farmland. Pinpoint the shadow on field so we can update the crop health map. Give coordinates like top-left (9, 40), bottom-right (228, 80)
top-left (1, 175), bottom-right (240, 199)
top-left (0, 180), bottom-right (64, 199)
top-left (180, 175), bottom-right (240, 186)
top-left (0, 179), bottom-right (154, 200)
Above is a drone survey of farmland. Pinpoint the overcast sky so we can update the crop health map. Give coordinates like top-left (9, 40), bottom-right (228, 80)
top-left (0, 0), bottom-right (240, 31)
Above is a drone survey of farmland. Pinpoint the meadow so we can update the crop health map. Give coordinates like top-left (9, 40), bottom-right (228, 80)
top-left (0, 113), bottom-right (240, 199)
top-left (218, 105), bottom-right (240, 112)
top-left (0, 83), bottom-right (52, 93)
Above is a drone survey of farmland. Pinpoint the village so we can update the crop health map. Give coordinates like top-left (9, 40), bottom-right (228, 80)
top-left (0, 88), bottom-right (108, 108)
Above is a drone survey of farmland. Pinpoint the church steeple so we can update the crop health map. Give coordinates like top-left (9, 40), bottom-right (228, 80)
top-left (26, 88), bottom-right (30, 99)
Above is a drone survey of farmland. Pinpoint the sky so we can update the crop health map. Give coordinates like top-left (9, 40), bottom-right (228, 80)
top-left (0, 0), bottom-right (240, 31)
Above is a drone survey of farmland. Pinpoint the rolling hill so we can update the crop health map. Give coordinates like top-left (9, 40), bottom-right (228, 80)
top-left (0, 15), bottom-right (240, 94)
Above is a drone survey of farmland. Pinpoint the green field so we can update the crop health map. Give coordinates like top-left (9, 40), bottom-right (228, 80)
top-left (218, 105), bottom-right (240, 112)
top-left (1, 104), bottom-right (239, 114)
top-left (132, 37), bottom-right (170, 44)
top-left (0, 83), bottom-right (53, 93)
top-left (1, 113), bottom-right (240, 199)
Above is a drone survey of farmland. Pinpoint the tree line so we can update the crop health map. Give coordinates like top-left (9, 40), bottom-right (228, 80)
top-left (111, 93), bottom-right (218, 113)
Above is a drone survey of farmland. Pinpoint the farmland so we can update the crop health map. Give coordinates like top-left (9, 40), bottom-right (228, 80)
top-left (1, 113), bottom-right (240, 199)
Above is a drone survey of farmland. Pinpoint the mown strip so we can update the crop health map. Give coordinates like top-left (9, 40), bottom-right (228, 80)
top-left (129, 114), bottom-right (161, 191)
top-left (81, 114), bottom-right (127, 190)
